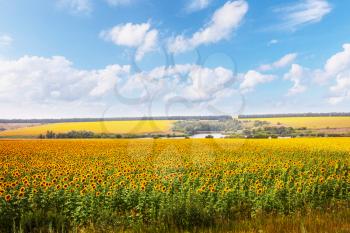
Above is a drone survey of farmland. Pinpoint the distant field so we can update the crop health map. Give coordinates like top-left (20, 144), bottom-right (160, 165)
top-left (241, 116), bottom-right (350, 129)
top-left (0, 120), bottom-right (175, 137)
top-left (0, 123), bottom-right (42, 131)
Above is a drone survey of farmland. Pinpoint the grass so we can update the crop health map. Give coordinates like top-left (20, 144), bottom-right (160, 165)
top-left (78, 208), bottom-right (350, 233)
top-left (0, 120), bottom-right (175, 137)
top-left (7, 207), bottom-right (350, 233)
top-left (241, 116), bottom-right (350, 129)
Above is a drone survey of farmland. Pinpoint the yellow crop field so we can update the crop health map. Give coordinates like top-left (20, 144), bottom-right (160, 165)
top-left (0, 120), bottom-right (175, 136)
top-left (0, 138), bottom-right (349, 232)
top-left (241, 116), bottom-right (350, 129)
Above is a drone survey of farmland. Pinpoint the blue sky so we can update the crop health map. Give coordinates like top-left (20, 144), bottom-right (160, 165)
top-left (0, 0), bottom-right (350, 118)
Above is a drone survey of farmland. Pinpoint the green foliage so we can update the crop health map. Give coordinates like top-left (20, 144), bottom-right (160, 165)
top-left (173, 120), bottom-right (242, 134)
top-left (38, 131), bottom-right (186, 139)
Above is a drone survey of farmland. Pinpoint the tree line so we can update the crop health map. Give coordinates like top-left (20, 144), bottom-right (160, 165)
top-left (239, 112), bottom-right (350, 119)
top-left (39, 131), bottom-right (186, 139)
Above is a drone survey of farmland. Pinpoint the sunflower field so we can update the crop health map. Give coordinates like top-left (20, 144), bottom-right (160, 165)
top-left (0, 138), bottom-right (349, 232)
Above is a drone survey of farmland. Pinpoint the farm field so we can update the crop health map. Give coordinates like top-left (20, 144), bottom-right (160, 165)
top-left (0, 120), bottom-right (175, 137)
top-left (0, 138), bottom-right (349, 232)
top-left (240, 116), bottom-right (350, 129)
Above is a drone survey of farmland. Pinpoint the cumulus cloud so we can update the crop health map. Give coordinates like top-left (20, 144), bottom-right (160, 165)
top-left (284, 64), bottom-right (308, 95)
top-left (0, 54), bottom-right (238, 118)
top-left (186, 0), bottom-right (212, 13)
top-left (320, 44), bottom-right (350, 104)
top-left (274, 0), bottom-right (332, 31)
top-left (325, 44), bottom-right (350, 76)
top-left (100, 22), bottom-right (158, 61)
top-left (259, 53), bottom-right (297, 71)
top-left (0, 34), bottom-right (13, 47)
top-left (182, 66), bottom-right (235, 102)
top-left (168, 0), bottom-right (248, 54)
top-left (0, 56), bottom-right (130, 104)
top-left (239, 70), bottom-right (275, 93)
top-left (56, 0), bottom-right (92, 14)
top-left (122, 65), bottom-right (236, 103)
top-left (274, 44), bottom-right (350, 104)
top-left (328, 72), bottom-right (350, 104)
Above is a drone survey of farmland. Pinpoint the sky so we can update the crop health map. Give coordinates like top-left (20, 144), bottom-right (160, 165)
top-left (1, 0), bottom-right (350, 119)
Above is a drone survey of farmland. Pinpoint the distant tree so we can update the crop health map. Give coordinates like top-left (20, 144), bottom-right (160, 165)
top-left (46, 131), bottom-right (56, 139)
top-left (205, 135), bottom-right (214, 138)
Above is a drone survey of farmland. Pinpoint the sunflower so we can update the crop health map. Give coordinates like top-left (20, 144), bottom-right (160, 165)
top-left (319, 177), bottom-right (325, 184)
top-left (5, 194), bottom-right (11, 202)
top-left (18, 192), bottom-right (25, 198)
top-left (256, 188), bottom-right (263, 195)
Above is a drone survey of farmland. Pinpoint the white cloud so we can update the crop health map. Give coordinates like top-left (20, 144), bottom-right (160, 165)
top-left (168, 0), bottom-right (248, 54)
top-left (306, 43), bottom-right (350, 104)
top-left (56, 0), bottom-right (92, 14)
top-left (89, 64), bottom-right (130, 96)
top-left (259, 53), bottom-right (297, 71)
top-left (269, 44), bottom-right (350, 104)
top-left (122, 64), bottom-right (236, 103)
top-left (325, 44), bottom-right (350, 76)
top-left (239, 70), bottom-right (275, 93)
top-left (182, 66), bottom-right (235, 102)
top-left (268, 39), bottom-right (279, 46)
top-left (0, 55), bottom-right (238, 118)
top-left (275, 0), bottom-right (332, 31)
top-left (0, 34), bottom-right (13, 47)
top-left (310, 44), bottom-right (350, 85)
top-left (186, 0), bottom-right (212, 12)
top-left (0, 56), bottom-right (130, 104)
top-left (284, 64), bottom-right (308, 95)
top-left (327, 72), bottom-right (350, 104)
top-left (100, 22), bottom-right (158, 61)
top-left (105, 0), bottom-right (132, 6)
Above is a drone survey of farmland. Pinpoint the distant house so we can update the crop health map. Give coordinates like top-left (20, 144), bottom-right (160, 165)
top-left (278, 136), bottom-right (292, 139)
